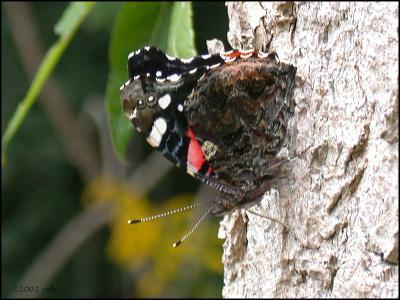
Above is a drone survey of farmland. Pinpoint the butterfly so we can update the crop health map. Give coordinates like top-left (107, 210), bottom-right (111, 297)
top-left (120, 46), bottom-right (297, 245)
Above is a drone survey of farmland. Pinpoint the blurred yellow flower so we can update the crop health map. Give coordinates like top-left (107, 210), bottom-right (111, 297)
top-left (82, 176), bottom-right (223, 297)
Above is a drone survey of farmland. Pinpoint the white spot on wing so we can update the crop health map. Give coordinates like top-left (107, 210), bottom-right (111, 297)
top-left (240, 52), bottom-right (253, 58)
top-left (156, 70), bottom-right (162, 77)
top-left (166, 54), bottom-right (177, 61)
top-left (154, 118), bottom-right (167, 135)
top-left (146, 117), bottom-right (167, 147)
top-left (158, 94), bottom-right (171, 110)
top-left (146, 131), bottom-right (160, 147)
top-left (181, 57), bottom-right (194, 63)
top-left (221, 52), bottom-right (238, 62)
top-left (209, 63), bottom-right (220, 69)
top-left (258, 51), bottom-right (269, 58)
top-left (120, 79), bottom-right (130, 90)
top-left (224, 57), bottom-right (236, 63)
top-left (189, 68), bottom-right (197, 74)
top-left (128, 52), bottom-right (134, 59)
top-left (134, 75), bottom-right (140, 80)
top-left (167, 74), bottom-right (181, 82)
top-left (156, 78), bottom-right (166, 83)
top-left (144, 46), bottom-right (150, 51)
top-left (177, 104), bottom-right (183, 112)
top-left (202, 54), bottom-right (211, 59)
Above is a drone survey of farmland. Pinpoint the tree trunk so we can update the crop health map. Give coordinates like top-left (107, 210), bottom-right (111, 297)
top-left (217, 2), bottom-right (398, 298)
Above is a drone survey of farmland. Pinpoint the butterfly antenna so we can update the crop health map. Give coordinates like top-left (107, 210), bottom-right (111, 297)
top-left (172, 203), bottom-right (216, 248)
top-left (128, 201), bottom-right (210, 224)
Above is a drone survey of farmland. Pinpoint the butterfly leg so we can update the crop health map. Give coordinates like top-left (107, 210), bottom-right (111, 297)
top-left (194, 173), bottom-right (246, 199)
top-left (259, 146), bottom-right (310, 177)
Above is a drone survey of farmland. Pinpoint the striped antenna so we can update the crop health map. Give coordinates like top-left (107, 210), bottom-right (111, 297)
top-left (128, 201), bottom-right (209, 224)
top-left (172, 203), bottom-right (216, 247)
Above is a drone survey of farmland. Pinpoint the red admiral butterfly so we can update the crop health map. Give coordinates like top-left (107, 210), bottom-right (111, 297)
top-left (120, 46), bottom-right (296, 246)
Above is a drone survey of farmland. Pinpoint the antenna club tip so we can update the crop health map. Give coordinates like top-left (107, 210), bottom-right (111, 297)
top-left (128, 219), bottom-right (140, 224)
top-left (172, 241), bottom-right (181, 248)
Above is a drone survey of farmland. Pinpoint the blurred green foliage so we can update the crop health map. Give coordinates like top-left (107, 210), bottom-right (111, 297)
top-left (2, 2), bottom-right (94, 163)
top-left (2, 2), bottom-right (229, 298)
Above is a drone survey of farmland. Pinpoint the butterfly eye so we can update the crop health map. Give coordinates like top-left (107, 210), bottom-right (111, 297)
top-left (136, 98), bottom-right (146, 109)
top-left (146, 94), bottom-right (157, 107)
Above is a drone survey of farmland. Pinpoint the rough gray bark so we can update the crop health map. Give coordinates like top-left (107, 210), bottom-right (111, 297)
top-left (216, 2), bottom-right (398, 298)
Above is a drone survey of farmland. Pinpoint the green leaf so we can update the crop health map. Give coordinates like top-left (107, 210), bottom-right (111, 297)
top-left (105, 2), bottom-right (197, 163)
top-left (55, 2), bottom-right (93, 37)
top-left (105, 2), bottom-right (171, 163)
top-left (168, 2), bottom-right (197, 58)
top-left (2, 2), bottom-right (95, 164)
